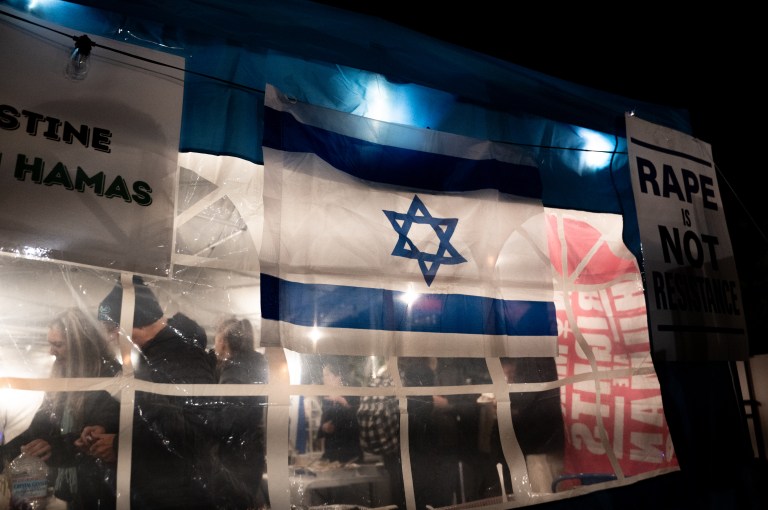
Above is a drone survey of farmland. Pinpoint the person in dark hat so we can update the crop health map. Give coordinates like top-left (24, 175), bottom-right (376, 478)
top-left (82, 275), bottom-right (219, 510)
top-left (97, 275), bottom-right (164, 330)
top-left (94, 276), bottom-right (213, 379)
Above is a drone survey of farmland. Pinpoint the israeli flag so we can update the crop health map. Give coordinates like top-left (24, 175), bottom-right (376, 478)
top-left (261, 84), bottom-right (556, 357)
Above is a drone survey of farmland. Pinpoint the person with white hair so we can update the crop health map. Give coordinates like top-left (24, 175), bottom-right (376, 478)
top-left (0, 307), bottom-right (121, 510)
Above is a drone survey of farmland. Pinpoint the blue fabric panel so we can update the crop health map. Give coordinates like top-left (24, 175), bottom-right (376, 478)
top-left (4, 0), bottom-right (689, 257)
top-left (10, 0), bottom-right (692, 142)
top-left (260, 274), bottom-right (557, 336)
top-left (181, 44), bottom-right (267, 162)
top-left (262, 107), bottom-right (543, 198)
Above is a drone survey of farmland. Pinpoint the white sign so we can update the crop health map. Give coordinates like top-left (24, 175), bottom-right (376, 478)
top-left (0, 10), bottom-right (184, 276)
top-left (626, 114), bottom-right (748, 360)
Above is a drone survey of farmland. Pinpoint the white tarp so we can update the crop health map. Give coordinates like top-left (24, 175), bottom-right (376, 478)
top-left (626, 114), bottom-right (748, 361)
top-left (0, 11), bottom-right (184, 276)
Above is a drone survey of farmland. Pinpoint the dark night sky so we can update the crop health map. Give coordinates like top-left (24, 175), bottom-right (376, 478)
top-left (314, 7), bottom-right (748, 162)
top-left (314, 3), bottom-right (761, 230)
top-left (314, 2), bottom-right (768, 353)
top-left (319, 4), bottom-right (768, 219)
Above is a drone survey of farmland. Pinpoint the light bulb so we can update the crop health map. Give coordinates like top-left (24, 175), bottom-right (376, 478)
top-left (65, 35), bottom-right (94, 81)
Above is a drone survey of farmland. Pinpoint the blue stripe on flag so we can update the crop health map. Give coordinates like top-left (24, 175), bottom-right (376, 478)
top-left (262, 107), bottom-right (543, 199)
top-left (261, 274), bottom-right (556, 336)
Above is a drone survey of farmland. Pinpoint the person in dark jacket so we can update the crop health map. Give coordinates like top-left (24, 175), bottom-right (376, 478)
top-left (317, 360), bottom-right (363, 464)
top-left (83, 276), bottom-right (218, 510)
top-left (436, 357), bottom-right (502, 502)
top-left (499, 357), bottom-right (565, 492)
top-left (399, 356), bottom-right (459, 510)
top-left (0, 307), bottom-right (121, 510)
top-left (168, 311), bottom-right (211, 352)
top-left (210, 316), bottom-right (269, 509)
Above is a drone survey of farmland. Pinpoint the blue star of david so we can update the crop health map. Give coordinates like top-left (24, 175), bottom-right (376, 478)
top-left (383, 194), bottom-right (467, 286)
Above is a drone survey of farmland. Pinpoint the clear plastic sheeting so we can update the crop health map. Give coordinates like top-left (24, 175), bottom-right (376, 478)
top-left (174, 153), bottom-right (264, 274)
top-left (0, 259), bottom-right (123, 380)
top-left (0, 5), bottom-right (680, 507)
top-left (0, 174), bottom-right (680, 509)
top-left (0, 307), bottom-right (679, 509)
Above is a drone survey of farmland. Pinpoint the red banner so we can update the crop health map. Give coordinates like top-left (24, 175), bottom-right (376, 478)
top-left (548, 211), bottom-right (678, 482)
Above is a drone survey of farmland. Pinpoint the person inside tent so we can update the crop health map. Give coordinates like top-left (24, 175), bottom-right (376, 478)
top-left (0, 307), bottom-right (121, 510)
top-left (399, 356), bottom-right (461, 509)
top-left (487, 357), bottom-right (565, 494)
top-left (317, 358), bottom-right (363, 465)
top-left (83, 276), bottom-right (219, 510)
top-left (209, 315), bottom-right (269, 509)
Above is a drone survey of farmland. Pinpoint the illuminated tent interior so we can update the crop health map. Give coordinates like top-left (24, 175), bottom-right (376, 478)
top-left (0, 1), bottom-right (764, 509)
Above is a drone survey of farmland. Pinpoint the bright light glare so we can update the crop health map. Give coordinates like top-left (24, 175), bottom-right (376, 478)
top-left (285, 350), bottom-right (302, 384)
top-left (18, 246), bottom-right (50, 258)
top-left (577, 128), bottom-right (614, 171)
top-left (309, 326), bottom-right (322, 343)
top-left (362, 76), bottom-right (415, 125)
top-left (0, 389), bottom-right (45, 442)
top-left (400, 288), bottom-right (420, 306)
top-left (365, 79), bottom-right (392, 122)
top-left (28, 0), bottom-right (54, 10)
